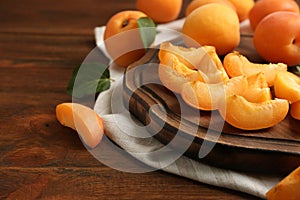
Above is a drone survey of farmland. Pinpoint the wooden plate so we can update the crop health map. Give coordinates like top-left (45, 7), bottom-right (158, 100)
top-left (122, 36), bottom-right (300, 175)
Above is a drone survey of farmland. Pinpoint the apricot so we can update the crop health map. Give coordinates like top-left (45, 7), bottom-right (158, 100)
top-left (185, 0), bottom-right (235, 16)
top-left (266, 166), bottom-right (300, 200)
top-left (104, 10), bottom-right (148, 67)
top-left (158, 52), bottom-right (207, 93)
top-left (249, 0), bottom-right (300, 30)
top-left (218, 95), bottom-right (289, 130)
top-left (182, 3), bottom-right (240, 56)
top-left (159, 42), bottom-right (229, 83)
top-left (227, 0), bottom-right (254, 22)
top-left (181, 76), bottom-right (247, 111)
top-left (243, 88), bottom-right (272, 103)
top-left (253, 11), bottom-right (300, 66)
top-left (223, 51), bottom-right (287, 86)
top-left (247, 72), bottom-right (269, 89)
top-left (291, 100), bottom-right (300, 120)
top-left (274, 71), bottom-right (300, 103)
top-left (136, 0), bottom-right (182, 23)
top-left (243, 73), bottom-right (272, 103)
top-left (56, 103), bottom-right (104, 148)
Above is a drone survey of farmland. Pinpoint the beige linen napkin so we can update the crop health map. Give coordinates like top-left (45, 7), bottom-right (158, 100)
top-left (93, 19), bottom-right (282, 199)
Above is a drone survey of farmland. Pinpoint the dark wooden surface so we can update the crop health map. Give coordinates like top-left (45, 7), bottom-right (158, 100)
top-left (0, 0), bottom-right (264, 199)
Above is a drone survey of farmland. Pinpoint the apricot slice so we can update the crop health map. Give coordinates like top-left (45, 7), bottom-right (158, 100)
top-left (291, 101), bottom-right (300, 120)
top-left (274, 71), bottom-right (300, 103)
top-left (243, 72), bottom-right (272, 103)
top-left (158, 52), bottom-right (207, 93)
top-left (181, 76), bottom-right (247, 111)
top-left (243, 87), bottom-right (272, 103)
top-left (159, 42), bottom-right (229, 83)
top-left (223, 51), bottom-right (287, 86)
top-left (247, 72), bottom-right (269, 88)
top-left (218, 95), bottom-right (289, 130)
top-left (266, 166), bottom-right (300, 200)
top-left (56, 103), bottom-right (104, 148)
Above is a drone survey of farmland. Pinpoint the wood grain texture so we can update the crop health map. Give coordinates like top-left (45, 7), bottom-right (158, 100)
top-left (0, 0), bottom-right (269, 199)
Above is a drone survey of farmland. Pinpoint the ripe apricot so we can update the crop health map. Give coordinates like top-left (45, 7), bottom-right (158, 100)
top-left (249, 0), bottom-right (300, 30)
top-left (158, 52), bottom-right (207, 93)
top-left (223, 51), bottom-right (287, 86)
top-left (243, 87), bottom-right (272, 103)
top-left (291, 100), bottom-right (300, 120)
top-left (182, 3), bottom-right (240, 56)
top-left (227, 0), bottom-right (254, 22)
top-left (159, 42), bottom-right (229, 83)
top-left (56, 103), bottom-right (104, 148)
top-left (181, 76), bottom-right (247, 111)
top-left (185, 0), bottom-right (235, 16)
top-left (104, 10), bottom-right (148, 67)
top-left (253, 11), bottom-right (300, 66)
top-left (266, 166), bottom-right (300, 200)
top-left (243, 73), bottom-right (272, 103)
top-left (136, 0), bottom-right (182, 23)
top-left (274, 71), bottom-right (300, 103)
top-left (218, 95), bottom-right (289, 130)
top-left (159, 41), bottom-right (210, 70)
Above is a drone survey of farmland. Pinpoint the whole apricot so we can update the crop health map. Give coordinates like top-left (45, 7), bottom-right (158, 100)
top-left (249, 0), bottom-right (300, 30)
top-left (185, 0), bottom-right (236, 16)
top-left (182, 3), bottom-right (240, 55)
top-left (227, 0), bottom-right (255, 21)
top-left (136, 0), bottom-right (182, 23)
top-left (103, 10), bottom-right (148, 67)
top-left (253, 11), bottom-right (300, 66)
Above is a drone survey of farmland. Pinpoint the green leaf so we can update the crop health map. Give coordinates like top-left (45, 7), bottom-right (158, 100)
top-left (296, 66), bottom-right (300, 75)
top-left (67, 63), bottom-right (110, 98)
top-left (137, 17), bottom-right (157, 49)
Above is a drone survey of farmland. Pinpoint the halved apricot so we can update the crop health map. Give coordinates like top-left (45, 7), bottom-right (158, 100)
top-left (266, 166), bottom-right (300, 200)
top-left (243, 72), bottom-right (272, 103)
top-left (218, 95), bottom-right (289, 130)
top-left (291, 100), bottom-right (300, 120)
top-left (159, 42), bottom-right (229, 83)
top-left (243, 87), bottom-right (272, 103)
top-left (181, 76), bottom-right (247, 110)
top-left (158, 52), bottom-right (207, 93)
top-left (274, 71), bottom-right (300, 103)
top-left (223, 51), bottom-right (287, 86)
top-left (56, 103), bottom-right (104, 148)
top-left (247, 72), bottom-right (269, 88)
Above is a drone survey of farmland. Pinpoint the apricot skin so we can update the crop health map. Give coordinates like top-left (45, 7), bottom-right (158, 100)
top-left (249, 0), bottom-right (300, 30)
top-left (253, 11), bottom-right (300, 66)
top-left (103, 10), bottom-right (147, 67)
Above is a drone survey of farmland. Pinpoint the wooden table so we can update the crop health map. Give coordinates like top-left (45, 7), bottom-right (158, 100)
top-left (0, 0), bottom-right (262, 199)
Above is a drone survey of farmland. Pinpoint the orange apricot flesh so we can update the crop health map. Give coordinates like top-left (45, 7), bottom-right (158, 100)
top-left (291, 100), bottom-right (300, 120)
top-left (243, 72), bottom-right (272, 103)
top-left (243, 87), bottom-right (272, 103)
top-left (158, 52), bottom-right (207, 93)
top-left (159, 42), bottom-right (229, 83)
top-left (218, 95), bottom-right (289, 130)
top-left (247, 72), bottom-right (269, 88)
top-left (56, 103), bottom-right (104, 148)
top-left (223, 51), bottom-right (287, 86)
top-left (274, 71), bottom-right (300, 103)
top-left (266, 166), bottom-right (300, 200)
top-left (181, 76), bottom-right (247, 111)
